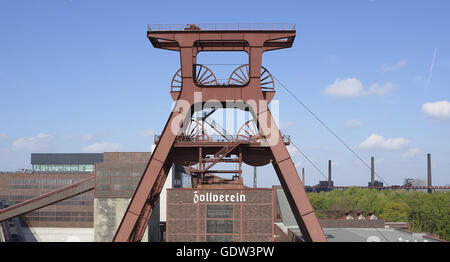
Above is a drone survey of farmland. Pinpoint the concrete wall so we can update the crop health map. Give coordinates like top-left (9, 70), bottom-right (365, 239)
top-left (159, 166), bottom-right (172, 222)
top-left (0, 224), bottom-right (5, 242)
top-left (93, 198), bottom-right (149, 242)
top-left (93, 150), bottom-right (187, 242)
top-left (22, 227), bottom-right (94, 242)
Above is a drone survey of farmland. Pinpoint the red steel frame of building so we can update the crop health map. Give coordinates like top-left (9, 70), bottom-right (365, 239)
top-left (113, 23), bottom-right (327, 242)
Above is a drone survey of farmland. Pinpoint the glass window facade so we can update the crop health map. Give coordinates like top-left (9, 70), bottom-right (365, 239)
top-left (207, 220), bottom-right (233, 234)
top-left (207, 205), bottom-right (233, 218)
top-left (206, 205), bottom-right (233, 242)
top-left (33, 164), bottom-right (95, 173)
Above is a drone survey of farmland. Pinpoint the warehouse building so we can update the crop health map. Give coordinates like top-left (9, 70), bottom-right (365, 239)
top-left (0, 153), bottom-right (102, 241)
top-left (0, 151), bottom-right (189, 242)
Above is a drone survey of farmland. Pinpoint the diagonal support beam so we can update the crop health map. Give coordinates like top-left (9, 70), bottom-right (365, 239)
top-left (113, 105), bottom-right (188, 242)
top-left (256, 105), bottom-right (326, 242)
top-left (130, 162), bottom-right (172, 241)
top-left (0, 176), bottom-right (95, 223)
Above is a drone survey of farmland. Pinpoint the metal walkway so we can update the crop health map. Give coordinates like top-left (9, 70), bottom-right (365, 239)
top-left (0, 176), bottom-right (95, 222)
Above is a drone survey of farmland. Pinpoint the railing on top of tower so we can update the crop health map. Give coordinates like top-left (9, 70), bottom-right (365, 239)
top-left (147, 23), bottom-right (296, 32)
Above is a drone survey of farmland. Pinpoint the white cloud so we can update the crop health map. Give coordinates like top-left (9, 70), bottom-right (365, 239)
top-left (82, 142), bottom-right (122, 153)
top-left (323, 78), bottom-right (365, 98)
top-left (286, 145), bottom-right (304, 168)
top-left (369, 82), bottom-right (395, 95)
top-left (81, 134), bottom-right (95, 141)
top-left (381, 60), bottom-right (406, 72)
top-left (286, 145), bottom-right (298, 156)
top-left (294, 161), bottom-right (303, 168)
top-left (358, 134), bottom-right (410, 150)
top-left (0, 133), bottom-right (7, 140)
top-left (323, 78), bottom-right (395, 98)
top-left (12, 133), bottom-right (53, 152)
top-left (62, 134), bottom-right (73, 141)
top-left (139, 128), bottom-right (156, 137)
top-left (402, 148), bottom-right (420, 159)
top-left (81, 133), bottom-right (107, 142)
top-left (422, 101), bottom-right (450, 119)
top-left (280, 121), bottom-right (295, 133)
top-left (344, 119), bottom-right (364, 128)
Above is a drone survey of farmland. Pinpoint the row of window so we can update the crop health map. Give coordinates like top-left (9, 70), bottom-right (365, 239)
top-left (32, 164), bottom-right (94, 173)
top-left (0, 195), bottom-right (93, 207)
top-left (10, 179), bottom-right (83, 185)
top-left (10, 185), bottom-right (70, 190)
top-left (25, 217), bottom-right (93, 222)
top-left (2, 200), bottom-right (93, 207)
top-left (26, 211), bottom-right (93, 217)
top-left (0, 195), bottom-right (93, 201)
top-left (206, 220), bottom-right (233, 234)
top-left (207, 205), bottom-right (233, 218)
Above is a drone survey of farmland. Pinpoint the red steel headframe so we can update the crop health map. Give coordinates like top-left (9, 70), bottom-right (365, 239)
top-left (113, 23), bottom-right (326, 242)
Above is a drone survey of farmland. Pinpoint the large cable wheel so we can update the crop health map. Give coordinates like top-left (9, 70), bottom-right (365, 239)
top-left (171, 65), bottom-right (218, 91)
top-left (170, 69), bottom-right (182, 92)
top-left (236, 120), bottom-right (263, 142)
top-left (227, 64), bottom-right (275, 91)
top-left (194, 64), bottom-right (218, 86)
top-left (179, 119), bottom-right (209, 141)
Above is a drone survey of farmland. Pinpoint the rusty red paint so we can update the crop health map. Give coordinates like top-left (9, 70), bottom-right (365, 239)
top-left (113, 24), bottom-right (326, 242)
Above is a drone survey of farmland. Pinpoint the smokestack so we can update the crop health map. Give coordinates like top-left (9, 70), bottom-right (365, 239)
top-left (253, 166), bottom-right (257, 188)
top-left (302, 168), bottom-right (305, 185)
top-left (427, 153), bottom-right (432, 194)
top-left (328, 160), bottom-right (332, 187)
top-left (371, 156), bottom-right (375, 189)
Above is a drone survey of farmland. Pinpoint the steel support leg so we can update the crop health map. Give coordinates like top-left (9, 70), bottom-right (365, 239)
top-left (113, 107), bottom-right (188, 242)
top-left (257, 106), bottom-right (327, 242)
top-left (130, 162), bottom-right (172, 241)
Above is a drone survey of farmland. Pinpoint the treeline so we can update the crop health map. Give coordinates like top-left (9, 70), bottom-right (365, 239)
top-left (307, 187), bottom-right (450, 241)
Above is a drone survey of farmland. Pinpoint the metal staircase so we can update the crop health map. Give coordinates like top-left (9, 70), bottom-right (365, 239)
top-left (190, 140), bottom-right (241, 175)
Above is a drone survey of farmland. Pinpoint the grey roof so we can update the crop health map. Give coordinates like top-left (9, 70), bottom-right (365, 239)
top-left (31, 153), bottom-right (104, 165)
top-left (290, 227), bottom-right (440, 242)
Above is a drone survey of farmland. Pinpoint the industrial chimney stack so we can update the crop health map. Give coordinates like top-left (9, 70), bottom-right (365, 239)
top-left (371, 156), bottom-right (374, 189)
top-left (328, 160), bottom-right (332, 188)
top-left (302, 168), bottom-right (305, 185)
top-left (427, 153), bottom-right (432, 194)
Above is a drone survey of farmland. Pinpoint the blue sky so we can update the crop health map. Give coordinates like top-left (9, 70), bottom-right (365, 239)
top-left (0, 0), bottom-right (449, 187)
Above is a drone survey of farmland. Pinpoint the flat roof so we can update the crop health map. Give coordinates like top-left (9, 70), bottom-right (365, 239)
top-left (290, 227), bottom-right (441, 242)
top-left (31, 153), bottom-right (104, 165)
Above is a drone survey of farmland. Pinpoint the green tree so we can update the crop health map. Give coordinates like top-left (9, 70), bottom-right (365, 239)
top-left (307, 188), bottom-right (450, 241)
top-left (379, 201), bottom-right (410, 222)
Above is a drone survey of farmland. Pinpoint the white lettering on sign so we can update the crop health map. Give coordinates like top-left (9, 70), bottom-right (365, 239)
top-left (193, 191), bottom-right (246, 204)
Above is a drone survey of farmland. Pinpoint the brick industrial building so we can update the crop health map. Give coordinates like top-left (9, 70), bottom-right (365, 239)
top-left (0, 151), bottom-right (190, 242)
top-left (0, 153), bottom-right (102, 229)
top-left (166, 188), bottom-right (273, 242)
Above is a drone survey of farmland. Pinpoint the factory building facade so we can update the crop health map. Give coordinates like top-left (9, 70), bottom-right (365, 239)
top-left (0, 151), bottom-right (190, 242)
top-left (0, 153), bottom-right (102, 229)
top-left (166, 188), bottom-right (274, 242)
